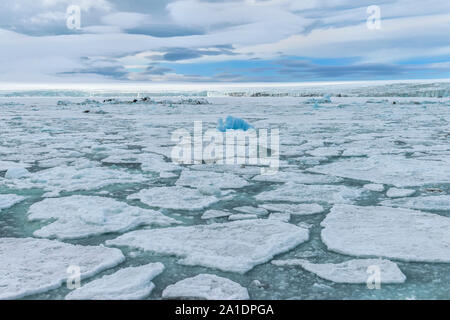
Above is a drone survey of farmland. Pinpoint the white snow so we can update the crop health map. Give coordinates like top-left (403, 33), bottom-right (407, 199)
top-left (176, 170), bottom-right (249, 189)
top-left (381, 195), bottom-right (450, 211)
top-left (201, 210), bottom-right (232, 220)
top-left (309, 155), bottom-right (450, 187)
top-left (0, 238), bottom-right (125, 300)
top-left (128, 186), bottom-right (221, 211)
top-left (259, 203), bottom-right (324, 215)
top-left (28, 195), bottom-right (179, 240)
top-left (386, 188), bottom-right (416, 198)
top-left (268, 212), bottom-right (291, 222)
top-left (255, 183), bottom-right (363, 204)
top-left (0, 194), bottom-right (26, 211)
top-left (5, 167), bottom-right (30, 179)
top-left (228, 214), bottom-right (258, 221)
top-left (162, 274), bottom-right (249, 300)
top-left (272, 258), bottom-right (406, 284)
top-left (321, 204), bottom-right (450, 263)
top-left (66, 263), bottom-right (164, 300)
top-left (107, 219), bottom-right (309, 273)
top-left (363, 184), bottom-right (385, 192)
top-left (252, 171), bottom-right (341, 184)
top-left (234, 206), bottom-right (268, 215)
top-left (2, 164), bottom-right (147, 197)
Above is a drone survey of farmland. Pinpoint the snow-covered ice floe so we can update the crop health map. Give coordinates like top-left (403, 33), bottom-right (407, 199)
top-left (66, 263), bottom-right (164, 300)
top-left (381, 195), bottom-right (450, 211)
top-left (309, 155), bottom-right (450, 187)
top-left (0, 194), bottom-right (26, 212)
top-left (127, 186), bottom-right (222, 211)
top-left (1, 164), bottom-right (147, 197)
top-left (386, 188), bottom-right (415, 198)
top-left (201, 210), bottom-right (232, 220)
top-left (321, 205), bottom-right (450, 262)
top-left (272, 259), bottom-right (406, 284)
top-left (255, 183), bottom-right (364, 204)
top-left (162, 274), bottom-right (249, 300)
top-left (107, 220), bottom-right (309, 273)
top-left (27, 195), bottom-right (179, 240)
top-left (176, 170), bottom-right (249, 189)
top-left (259, 203), bottom-right (324, 215)
top-left (252, 171), bottom-right (342, 184)
top-left (0, 238), bottom-right (125, 299)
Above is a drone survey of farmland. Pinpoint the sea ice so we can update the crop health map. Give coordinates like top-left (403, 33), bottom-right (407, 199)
top-left (268, 212), bottom-right (291, 222)
top-left (28, 195), bottom-right (178, 240)
top-left (128, 186), bottom-right (221, 211)
top-left (363, 184), bottom-right (385, 192)
top-left (65, 263), bottom-right (164, 300)
top-left (0, 194), bottom-right (26, 212)
top-left (0, 238), bottom-right (125, 299)
top-left (233, 206), bottom-right (268, 215)
top-left (176, 170), bottom-right (249, 189)
top-left (201, 210), bottom-right (232, 220)
top-left (1, 165), bottom-right (147, 197)
top-left (252, 171), bottom-right (341, 184)
top-left (321, 204), bottom-right (450, 262)
top-left (381, 195), bottom-right (450, 211)
top-left (162, 274), bottom-right (249, 300)
top-left (386, 188), bottom-right (416, 198)
top-left (107, 220), bottom-right (309, 273)
top-left (272, 259), bottom-right (406, 284)
top-left (228, 214), bottom-right (258, 221)
top-left (255, 183), bottom-right (363, 204)
top-left (309, 155), bottom-right (450, 187)
top-left (259, 203), bottom-right (324, 215)
top-left (5, 167), bottom-right (30, 179)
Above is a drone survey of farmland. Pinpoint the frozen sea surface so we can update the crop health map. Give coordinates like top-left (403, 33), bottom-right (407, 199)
top-left (0, 84), bottom-right (449, 300)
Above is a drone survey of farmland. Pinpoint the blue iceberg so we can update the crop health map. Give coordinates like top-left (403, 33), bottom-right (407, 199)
top-left (217, 116), bottom-right (254, 132)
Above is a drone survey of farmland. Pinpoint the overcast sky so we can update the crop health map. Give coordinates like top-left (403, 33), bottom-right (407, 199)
top-left (1, 0), bottom-right (450, 83)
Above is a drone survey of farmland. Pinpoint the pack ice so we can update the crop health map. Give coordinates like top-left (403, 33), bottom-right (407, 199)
top-left (321, 205), bottom-right (450, 262)
top-left (176, 170), bottom-right (249, 189)
top-left (255, 183), bottom-right (363, 204)
top-left (128, 186), bottom-right (222, 211)
top-left (107, 220), bottom-right (309, 273)
top-left (27, 195), bottom-right (179, 240)
top-left (272, 259), bottom-right (406, 284)
top-left (0, 194), bottom-right (26, 212)
top-left (381, 195), bottom-right (450, 211)
top-left (309, 155), bottom-right (450, 187)
top-left (66, 263), bottom-right (164, 300)
top-left (162, 274), bottom-right (249, 300)
top-left (0, 238), bottom-right (125, 299)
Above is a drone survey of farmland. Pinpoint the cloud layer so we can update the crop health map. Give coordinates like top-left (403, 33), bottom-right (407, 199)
top-left (1, 0), bottom-right (449, 82)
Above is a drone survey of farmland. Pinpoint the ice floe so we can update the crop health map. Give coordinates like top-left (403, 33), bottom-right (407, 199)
top-left (386, 188), bottom-right (416, 198)
top-left (272, 258), bottom-right (406, 284)
top-left (309, 155), bottom-right (450, 187)
top-left (381, 195), bottom-right (450, 211)
top-left (201, 210), bottom-right (232, 220)
top-left (363, 184), bottom-right (385, 192)
top-left (5, 167), bottom-right (30, 179)
top-left (255, 183), bottom-right (363, 204)
top-left (1, 165), bottom-right (147, 197)
top-left (176, 170), bottom-right (249, 189)
top-left (321, 204), bottom-right (450, 262)
top-left (66, 263), bottom-right (164, 300)
top-left (234, 206), bottom-right (268, 215)
top-left (252, 171), bottom-right (342, 184)
top-left (28, 195), bottom-right (178, 240)
top-left (162, 274), bottom-right (249, 300)
top-left (228, 214), bottom-right (258, 221)
top-left (0, 238), bottom-right (125, 299)
top-left (259, 203), bottom-right (324, 215)
top-left (0, 194), bottom-right (26, 212)
top-left (128, 186), bottom-right (221, 211)
top-left (107, 220), bottom-right (309, 273)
